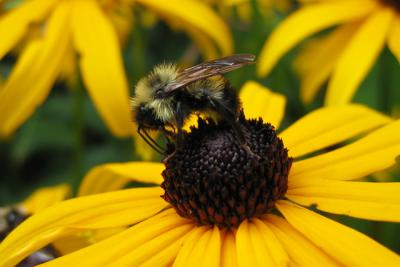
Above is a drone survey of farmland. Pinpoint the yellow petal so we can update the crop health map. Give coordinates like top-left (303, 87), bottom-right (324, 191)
top-left (78, 162), bottom-right (164, 196)
top-left (325, 7), bottom-right (395, 105)
top-left (200, 226), bottom-right (221, 267)
top-left (280, 104), bottom-right (391, 158)
top-left (290, 120), bottom-right (400, 182)
top-left (276, 201), bottom-right (400, 266)
top-left (239, 81), bottom-right (286, 129)
top-left (52, 227), bottom-right (125, 255)
top-left (221, 230), bottom-right (238, 267)
top-left (173, 226), bottom-right (208, 267)
top-left (236, 219), bottom-right (275, 267)
top-left (181, 24), bottom-right (219, 60)
top-left (183, 226), bottom-right (221, 267)
top-left (257, 0), bottom-right (376, 76)
top-left (22, 184), bottom-right (71, 214)
top-left (295, 22), bottom-right (360, 104)
top-left (0, 0), bottom-right (55, 59)
top-left (252, 219), bottom-right (289, 266)
top-left (41, 209), bottom-right (188, 267)
top-left (110, 224), bottom-right (193, 267)
top-left (387, 15), bottom-right (400, 63)
top-left (236, 220), bottom-right (258, 267)
top-left (0, 3), bottom-right (71, 137)
top-left (71, 0), bottom-right (132, 137)
top-left (138, 230), bottom-right (191, 267)
top-left (287, 179), bottom-right (400, 222)
top-left (135, 0), bottom-right (233, 55)
top-left (0, 188), bottom-right (167, 267)
top-left (264, 215), bottom-right (339, 266)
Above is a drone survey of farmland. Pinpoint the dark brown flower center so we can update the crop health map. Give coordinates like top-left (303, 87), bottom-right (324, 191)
top-left (161, 113), bottom-right (292, 228)
top-left (380, 0), bottom-right (400, 12)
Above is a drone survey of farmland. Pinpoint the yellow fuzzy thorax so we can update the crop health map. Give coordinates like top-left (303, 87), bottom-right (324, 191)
top-left (131, 63), bottom-right (179, 108)
top-left (186, 76), bottom-right (225, 99)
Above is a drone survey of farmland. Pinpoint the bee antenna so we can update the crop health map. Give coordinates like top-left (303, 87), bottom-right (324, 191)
top-left (137, 126), bottom-right (167, 155)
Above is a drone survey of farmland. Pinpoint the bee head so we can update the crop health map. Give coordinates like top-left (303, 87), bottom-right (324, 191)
top-left (135, 104), bottom-right (165, 130)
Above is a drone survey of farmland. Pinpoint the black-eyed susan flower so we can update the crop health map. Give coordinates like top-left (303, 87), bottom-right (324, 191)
top-left (258, 0), bottom-right (400, 106)
top-left (0, 0), bottom-right (232, 138)
top-left (1, 82), bottom-right (400, 266)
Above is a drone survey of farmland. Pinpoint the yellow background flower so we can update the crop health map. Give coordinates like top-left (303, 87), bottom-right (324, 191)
top-left (258, 0), bottom-right (400, 105)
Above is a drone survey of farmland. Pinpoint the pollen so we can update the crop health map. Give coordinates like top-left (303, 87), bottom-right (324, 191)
top-left (161, 113), bottom-right (292, 228)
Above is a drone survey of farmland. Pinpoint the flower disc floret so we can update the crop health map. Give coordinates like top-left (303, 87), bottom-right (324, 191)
top-left (161, 113), bottom-right (292, 228)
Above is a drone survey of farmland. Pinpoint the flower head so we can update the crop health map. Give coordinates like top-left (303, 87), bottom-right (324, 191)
top-left (0, 0), bottom-right (232, 138)
top-left (258, 0), bottom-right (400, 105)
top-left (1, 82), bottom-right (400, 266)
top-left (162, 114), bottom-right (291, 227)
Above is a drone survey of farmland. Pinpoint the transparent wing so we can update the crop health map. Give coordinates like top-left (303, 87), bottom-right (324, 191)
top-left (164, 54), bottom-right (255, 93)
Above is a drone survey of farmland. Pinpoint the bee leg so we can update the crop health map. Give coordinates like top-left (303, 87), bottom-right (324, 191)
top-left (137, 126), bottom-right (167, 155)
top-left (207, 97), bottom-right (245, 142)
top-left (208, 98), bottom-right (261, 162)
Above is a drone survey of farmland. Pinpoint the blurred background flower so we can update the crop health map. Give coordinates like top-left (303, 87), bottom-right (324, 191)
top-left (258, 0), bottom-right (400, 106)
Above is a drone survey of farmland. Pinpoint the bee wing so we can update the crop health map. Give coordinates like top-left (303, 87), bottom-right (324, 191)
top-left (164, 54), bottom-right (255, 93)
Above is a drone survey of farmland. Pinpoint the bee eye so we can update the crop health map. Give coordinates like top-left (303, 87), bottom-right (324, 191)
top-left (155, 88), bottom-right (165, 98)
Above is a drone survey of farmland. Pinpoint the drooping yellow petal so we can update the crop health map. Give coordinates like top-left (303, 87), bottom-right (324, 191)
top-left (181, 23), bottom-right (219, 60)
top-left (236, 219), bottom-right (275, 267)
top-left (280, 104), bottom-right (391, 158)
top-left (325, 7), bottom-right (395, 105)
top-left (295, 22), bottom-right (359, 104)
top-left (257, 0), bottom-right (376, 76)
top-left (0, 3), bottom-right (71, 137)
top-left (200, 226), bottom-right (221, 267)
top-left (252, 219), bottom-right (289, 266)
top-left (239, 81), bottom-right (286, 129)
top-left (41, 209), bottom-right (188, 267)
top-left (173, 226), bottom-right (208, 267)
top-left (71, 0), bottom-right (132, 137)
top-left (135, 0), bottom-right (233, 55)
top-left (287, 179), bottom-right (400, 222)
top-left (0, 188), bottom-right (167, 267)
top-left (221, 230), bottom-right (238, 267)
top-left (52, 227), bottom-right (125, 255)
top-left (138, 229), bottom-right (192, 267)
top-left (290, 120), bottom-right (400, 182)
top-left (110, 224), bottom-right (193, 267)
top-left (183, 226), bottom-right (221, 267)
top-left (0, 0), bottom-right (56, 59)
top-left (22, 184), bottom-right (71, 214)
top-left (236, 220), bottom-right (259, 267)
top-left (264, 215), bottom-right (339, 266)
top-left (387, 15), bottom-right (400, 63)
top-left (276, 201), bottom-right (400, 266)
top-left (163, 14), bottom-right (219, 60)
top-left (78, 162), bottom-right (164, 196)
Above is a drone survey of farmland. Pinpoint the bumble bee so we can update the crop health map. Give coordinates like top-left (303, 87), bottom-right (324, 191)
top-left (131, 54), bottom-right (255, 154)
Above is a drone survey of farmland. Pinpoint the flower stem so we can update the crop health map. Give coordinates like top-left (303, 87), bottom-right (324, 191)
top-left (72, 78), bottom-right (85, 188)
